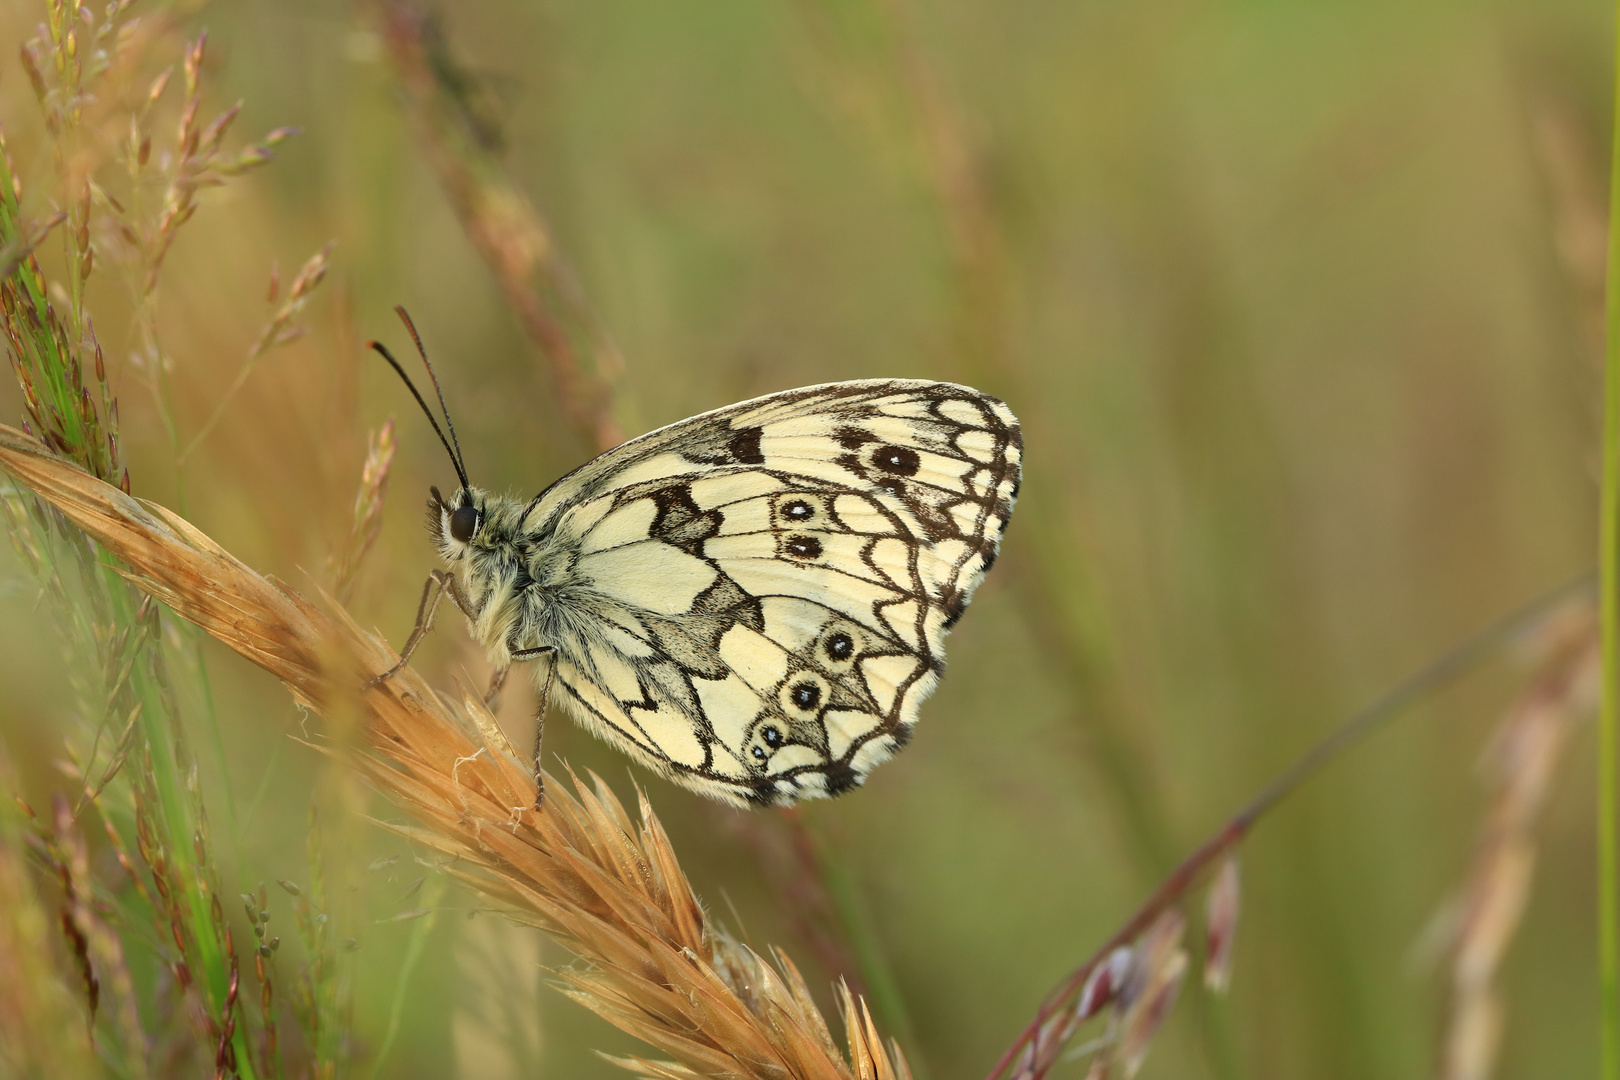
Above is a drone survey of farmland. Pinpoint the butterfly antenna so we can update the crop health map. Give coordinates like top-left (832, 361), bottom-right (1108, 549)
top-left (369, 339), bottom-right (472, 491)
top-left (392, 306), bottom-right (469, 487)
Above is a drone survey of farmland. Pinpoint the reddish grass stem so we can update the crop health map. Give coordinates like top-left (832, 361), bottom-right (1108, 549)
top-left (368, 0), bottom-right (628, 455)
top-left (983, 571), bottom-right (1597, 1080)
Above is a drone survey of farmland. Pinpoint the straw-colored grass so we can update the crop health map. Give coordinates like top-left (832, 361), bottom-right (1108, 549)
top-left (1438, 616), bottom-right (1600, 1080)
top-left (0, 420), bottom-right (911, 1080)
top-left (0, 0), bottom-right (1609, 1075)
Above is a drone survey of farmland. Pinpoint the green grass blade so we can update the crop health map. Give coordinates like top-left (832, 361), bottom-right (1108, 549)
top-left (1599, 1), bottom-right (1620, 1072)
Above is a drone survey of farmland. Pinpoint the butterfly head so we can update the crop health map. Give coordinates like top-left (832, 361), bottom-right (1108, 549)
top-left (427, 484), bottom-right (528, 567)
top-left (369, 306), bottom-right (491, 552)
top-left (428, 484), bottom-right (482, 554)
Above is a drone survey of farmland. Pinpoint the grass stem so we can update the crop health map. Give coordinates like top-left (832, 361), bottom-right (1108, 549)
top-left (1599, 0), bottom-right (1620, 1068)
top-left (985, 572), bottom-right (1596, 1080)
top-left (367, 875), bottom-right (447, 1080)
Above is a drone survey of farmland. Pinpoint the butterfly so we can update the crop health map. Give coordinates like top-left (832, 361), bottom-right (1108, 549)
top-left (370, 311), bottom-right (1020, 807)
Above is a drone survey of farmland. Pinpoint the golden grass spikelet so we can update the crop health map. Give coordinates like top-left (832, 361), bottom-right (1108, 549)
top-left (0, 422), bottom-right (909, 1079)
top-left (1437, 614), bottom-right (1600, 1080)
top-left (330, 419), bottom-right (397, 602)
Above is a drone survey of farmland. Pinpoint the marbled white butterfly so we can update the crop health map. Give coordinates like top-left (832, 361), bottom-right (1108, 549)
top-left (370, 311), bottom-right (1020, 806)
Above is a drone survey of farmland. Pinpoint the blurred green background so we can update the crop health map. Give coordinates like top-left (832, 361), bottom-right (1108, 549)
top-left (0, 0), bottom-right (1610, 1076)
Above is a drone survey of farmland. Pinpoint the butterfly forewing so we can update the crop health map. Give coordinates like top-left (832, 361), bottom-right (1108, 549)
top-left (516, 379), bottom-right (1020, 805)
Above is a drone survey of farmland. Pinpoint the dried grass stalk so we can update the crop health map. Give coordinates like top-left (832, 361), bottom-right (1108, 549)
top-left (368, 0), bottom-right (629, 454)
top-left (1438, 618), bottom-right (1600, 1080)
top-left (329, 418), bottom-right (396, 603)
top-left (0, 422), bottom-right (908, 1080)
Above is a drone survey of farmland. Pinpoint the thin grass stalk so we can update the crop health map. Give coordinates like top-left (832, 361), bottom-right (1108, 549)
top-left (0, 181), bottom-right (258, 1080)
top-left (794, 816), bottom-right (912, 1048)
top-left (1, 8), bottom-right (331, 1072)
top-left (1600, 0), bottom-right (1620, 1071)
top-left (1436, 618), bottom-right (1600, 1080)
top-left (891, 0), bottom-right (1183, 877)
top-left (366, 873), bottom-right (445, 1080)
top-left (792, 0), bottom-right (1179, 880)
top-left (0, 423), bottom-right (910, 1079)
top-left (179, 241), bottom-right (332, 464)
top-left (0, 788), bottom-right (106, 1078)
top-left (366, 0), bottom-right (631, 455)
top-left (715, 805), bottom-right (886, 1021)
top-left (983, 577), bottom-right (1597, 1080)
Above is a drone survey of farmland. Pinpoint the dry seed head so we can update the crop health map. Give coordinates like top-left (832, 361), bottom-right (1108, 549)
top-left (1204, 856), bottom-right (1240, 993)
top-left (1443, 989), bottom-right (1503, 1080)
top-left (1458, 841), bottom-right (1536, 989)
top-left (1076, 947), bottom-right (1133, 1023)
top-left (1117, 911), bottom-right (1185, 1008)
top-left (0, 424), bottom-right (909, 1078)
top-left (288, 242), bottom-right (331, 300)
top-left (1113, 910), bottom-right (1188, 1079)
top-left (1117, 955), bottom-right (1186, 1079)
top-left (145, 67), bottom-right (169, 107)
top-left (1436, 629), bottom-right (1598, 1080)
top-left (20, 44), bottom-right (48, 103)
top-left (89, 319), bottom-right (104, 382)
top-left (202, 101), bottom-right (243, 152)
top-left (183, 33), bottom-right (203, 97)
top-left (178, 104), bottom-right (199, 158)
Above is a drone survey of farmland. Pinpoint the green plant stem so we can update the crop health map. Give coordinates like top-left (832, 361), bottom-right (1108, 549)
top-left (1601, 0), bottom-right (1620, 1068)
top-left (368, 875), bottom-right (447, 1080)
top-left (791, 818), bottom-right (927, 1080)
top-left (179, 349), bottom-right (270, 464)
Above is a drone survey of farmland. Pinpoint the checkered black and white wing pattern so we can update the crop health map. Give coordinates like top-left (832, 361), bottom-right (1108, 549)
top-left (522, 379), bottom-right (1021, 805)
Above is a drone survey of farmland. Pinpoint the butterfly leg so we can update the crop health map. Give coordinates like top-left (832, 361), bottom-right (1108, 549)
top-left (482, 665), bottom-right (509, 709)
top-left (367, 569), bottom-right (473, 687)
top-left (508, 645), bottom-right (557, 808)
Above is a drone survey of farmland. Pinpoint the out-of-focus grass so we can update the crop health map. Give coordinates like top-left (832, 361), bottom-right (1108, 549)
top-left (0, 0), bottom-right (1609, 1077)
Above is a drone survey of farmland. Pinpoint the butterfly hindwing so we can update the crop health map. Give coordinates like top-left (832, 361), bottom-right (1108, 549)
top-left (519, 380), bottom-right (1020, 805)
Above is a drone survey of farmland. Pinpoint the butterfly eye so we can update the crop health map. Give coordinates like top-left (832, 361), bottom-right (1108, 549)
top-left (449, 504), bottom-right (479, 543)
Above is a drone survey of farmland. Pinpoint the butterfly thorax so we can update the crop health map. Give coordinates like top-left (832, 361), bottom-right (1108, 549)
top-left (430, 486), bottom-right (551, 666)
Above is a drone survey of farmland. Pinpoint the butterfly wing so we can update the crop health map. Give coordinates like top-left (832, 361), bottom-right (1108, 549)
top-left (523, 380), bottom-right (1020, 805)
